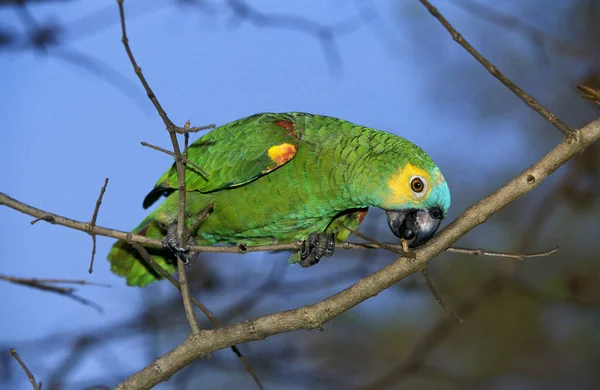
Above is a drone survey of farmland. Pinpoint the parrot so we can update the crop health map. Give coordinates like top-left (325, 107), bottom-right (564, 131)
top-left (108, 112), bottom-right (451, 286)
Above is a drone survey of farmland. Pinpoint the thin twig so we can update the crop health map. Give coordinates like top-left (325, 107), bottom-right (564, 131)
top-left (178, 132), bottom-right (200, 335)
top-left (10, 348), bottom-right (41, 390)
top-left (116, 1), bottom-right (262, 386)
top-left (341, 224), bottom-right (402, 254)
top-left (141, 141), bottom-right (209, 178)
top-left (116, 0), bottom-right (176, 132)
top-left (418, 0), bottom-right (573, 138)
top-left (88, 178), bottom-right (109, 273)
top-left (0, 274), bottom-right (105, 312)
top-left (446, 0), bottom-right (594, 63)
top-left (0, 275), bottom-right (109, 287)
top-left (131, 245), bottom-right (218, 325)
top-left (445, 246), bottom-right (559, 260)
top-left (0, 191), bottom-right (561, 260)
top-left (421, 267), bottom-right (463, 322)
top-left (174, 123), bottom-right (216, 134)
top-left (131, 244), bottom-right (265, 390)
top-left (360, 278), bottom-right (506, 390)
top-left (578, 85), bottom-right (600, 106)
top-left (117, 0), bottom-right (200, 336)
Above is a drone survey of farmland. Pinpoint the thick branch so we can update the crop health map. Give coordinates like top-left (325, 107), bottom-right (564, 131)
top-left (116, 120), bottom-right (600, 389)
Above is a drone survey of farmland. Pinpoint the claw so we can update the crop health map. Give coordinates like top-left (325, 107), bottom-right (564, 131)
top-left (299, 232), bottom-right (336, 268)
top-left (324, 233), bottom-right (335, 257)
top-left (162, 224), bottom-right (192, 265)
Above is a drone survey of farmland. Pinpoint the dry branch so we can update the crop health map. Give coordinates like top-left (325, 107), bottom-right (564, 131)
top-left (0, 274), bottom-right (106, 312)
top-left (88, 178), bottom-right (109, 274)
top-left (115, 119), bottom-right (600, 389)
top-left (419, 0), bottom-right (573, 137)
top-left (0, 192), bottom-right (557, 260)
top-left (131, 244), bottom-right (264, 389)
top-left (141, 141), bottom-right (208, 177)
top-left (9, 348), bottom-right (41, 390)
top-left (116, 0), bottom-right (260, 385)
top-left (116, 0), bottom-right (201, 337)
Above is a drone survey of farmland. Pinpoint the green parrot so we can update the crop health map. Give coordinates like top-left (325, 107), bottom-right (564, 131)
top-left (108, 113), bottom-right (451, 286)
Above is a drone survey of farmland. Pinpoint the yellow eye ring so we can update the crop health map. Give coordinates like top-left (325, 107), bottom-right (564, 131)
top-left (411, 177), bottom-right (424, 193)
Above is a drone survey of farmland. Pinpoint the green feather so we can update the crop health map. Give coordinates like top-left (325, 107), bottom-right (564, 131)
top-left (109, 113), bottom-right (451, 286)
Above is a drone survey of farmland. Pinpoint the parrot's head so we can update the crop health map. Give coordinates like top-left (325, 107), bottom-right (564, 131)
top-left (378, 155), bottom-right (450, 248)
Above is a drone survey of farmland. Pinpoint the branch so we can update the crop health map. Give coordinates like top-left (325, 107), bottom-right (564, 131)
top-left (141, 141), bottom-right (208, 178)
top-left (578, 84), bottom-right (600, 106)
top-left (117, 0), bottom-right (200, 336)
top-left (0, 274), bottom-right (106, 312)
top-left (131, 244), bottom-right (265, 390)
top-left (88, 178), bottom-right (109, 274)
top-left (0, 191), bottom-right (559, 259)
top-left (9, 348), bottom-right (41, 390)
top-left (446, 0), bottom-right (595, 63)
top-left (360, 278), bottom-right (506, 389)
top-left (116, 1), bottom-right (263, 385)
top-left (115, 120), bottom-right (600, 389)
top-left (445, 246), bottom-right (558, 260)
top-left (419, 0), bottom-right (573, 138)
top-left (422, 267), bottom-right (462, 322)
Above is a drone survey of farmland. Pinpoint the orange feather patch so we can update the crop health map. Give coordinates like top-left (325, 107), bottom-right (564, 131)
top-left (267, 143), bottom-right (297, 166)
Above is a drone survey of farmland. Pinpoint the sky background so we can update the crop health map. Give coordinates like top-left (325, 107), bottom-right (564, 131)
top-left (1, 0), bottom-right (598, 389)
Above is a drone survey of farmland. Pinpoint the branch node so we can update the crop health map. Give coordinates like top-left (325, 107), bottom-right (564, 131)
top-left (10, 348), bottom-right (41, 390)
top-left (30, 214), bottom-right (55, 225)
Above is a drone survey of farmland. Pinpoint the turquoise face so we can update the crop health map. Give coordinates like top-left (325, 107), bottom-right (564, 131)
top-left (424, 173), bottom-right (451, 217)
top-left (382, 163), bottom-right (451, 248)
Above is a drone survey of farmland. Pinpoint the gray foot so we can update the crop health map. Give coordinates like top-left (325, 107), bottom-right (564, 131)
top-left (299, 232), bottom-right (336, 267)
top-left (162, 224), bottom-right (193, 265)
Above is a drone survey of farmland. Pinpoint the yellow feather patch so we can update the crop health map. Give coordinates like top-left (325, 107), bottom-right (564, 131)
top-left (385, 163), bottom-right (432, 207)
top-left (267, 143), bottom-right (297, 166)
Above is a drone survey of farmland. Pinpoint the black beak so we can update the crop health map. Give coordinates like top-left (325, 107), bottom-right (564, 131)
top-left (386, 207), bottom-right (443, 248)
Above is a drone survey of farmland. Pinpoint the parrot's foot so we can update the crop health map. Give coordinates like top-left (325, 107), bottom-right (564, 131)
top-left (299, 232), bottom-right (335, 267)
top-left (162, 225), bottom-right (193, 265)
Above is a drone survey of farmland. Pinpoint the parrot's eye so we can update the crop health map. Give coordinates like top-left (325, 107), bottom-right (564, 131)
top-left (410, 176), bottom-right (426, 196)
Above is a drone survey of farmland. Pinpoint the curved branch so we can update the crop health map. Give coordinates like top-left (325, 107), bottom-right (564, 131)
top-left (115, 119), bottom-right (600, 389)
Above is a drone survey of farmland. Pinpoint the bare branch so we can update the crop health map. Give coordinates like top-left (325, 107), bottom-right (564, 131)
top-left (10, 348), bottom-right (41, 390)
top-left (578, 84), bottom-right (600, 106)
top-left (418, 0), bottom-right (573, 138)
top-left (117, 0), bottom-right (176, 132)
top-left (117, 0), bottom-right (201, 337)
top-left (445, 246), bottom-right (559, 260)
top-left (342, 224), bottom-right (402, 254)
top-left (360, 278), bottom-right (506, 389)
top-left (131, 244), bottom-right (264, 390)
top-left (141, 141), bottom-right (208, 178)
top-left (0, 274), bottom-right (105, 312)
top-left (173, 123), bottom-right (216, 134)
top-left (0, 190), bottom-right (563, 262)
top-left (116, 120), bottom-right (600, 389)
top-left (88, 178), bottom-right (109, 274)
top-left (422, 267), bottom-right (462, 322)
top-left (446, 0), bottom-right (595, 63)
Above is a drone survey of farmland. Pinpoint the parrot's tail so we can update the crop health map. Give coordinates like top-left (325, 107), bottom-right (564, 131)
top-left (107, 213), bottom-right (176, 287)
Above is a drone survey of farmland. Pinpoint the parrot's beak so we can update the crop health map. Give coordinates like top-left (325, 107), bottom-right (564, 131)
top-left (386, 207), bottom-right (443, 248)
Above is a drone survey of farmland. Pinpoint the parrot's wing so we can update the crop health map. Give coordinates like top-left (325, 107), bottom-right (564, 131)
top-left (143, 113), bottom-right (301, 208)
